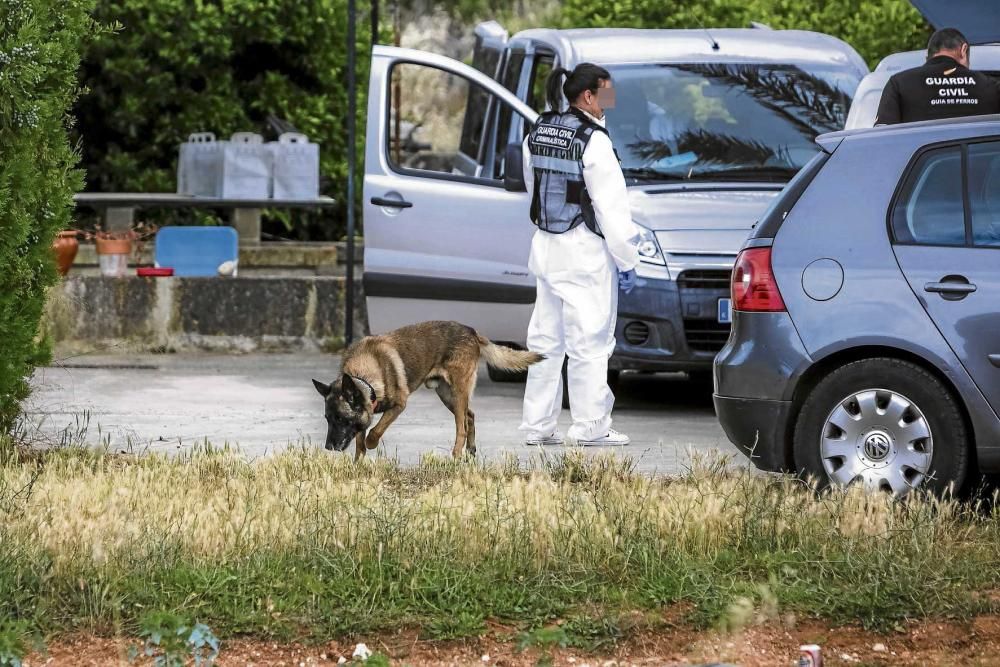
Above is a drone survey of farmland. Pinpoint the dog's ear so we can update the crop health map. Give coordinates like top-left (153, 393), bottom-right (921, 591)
top-left (312, 378), bottom-right (331, 396)
top-left (341, 373), bottom-right (367, 410)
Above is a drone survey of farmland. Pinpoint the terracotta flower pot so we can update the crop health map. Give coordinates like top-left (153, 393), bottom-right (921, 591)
top-left (95, 236), bottom-right (134, 278)
top-left (52, 230), bottom-right (79, 276)
top-left (95, 237), bottom-right (133, 255)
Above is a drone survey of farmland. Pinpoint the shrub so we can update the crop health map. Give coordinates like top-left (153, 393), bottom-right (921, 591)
top-left (0, 0), bottom-right (97, 430)
top-left (561, 0), bottom-right (932, 68)
top-left (134, 613), bottom-right (220, 667)
top-left (74, 0), bottom-right (380, 240)
top-left (0, 618), bottom-right (32, 667)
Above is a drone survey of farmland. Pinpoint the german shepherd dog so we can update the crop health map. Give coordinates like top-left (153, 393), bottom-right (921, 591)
top-left (312, 321), bottom-right (542, 459)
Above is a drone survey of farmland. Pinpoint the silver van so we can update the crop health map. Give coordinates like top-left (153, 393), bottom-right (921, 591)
top-left (362, 24), bottom-right (867, 379)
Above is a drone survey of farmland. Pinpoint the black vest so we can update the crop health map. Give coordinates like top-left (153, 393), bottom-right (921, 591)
top-left (526, 108), bottom-right (608, 237)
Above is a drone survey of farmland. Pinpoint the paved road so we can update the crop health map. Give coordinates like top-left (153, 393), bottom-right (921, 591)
top-left (26, 354), bottom-right (741, 474)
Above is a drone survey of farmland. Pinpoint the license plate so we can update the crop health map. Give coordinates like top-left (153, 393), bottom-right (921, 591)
top-left (717, 298), bottom-right (732, 324)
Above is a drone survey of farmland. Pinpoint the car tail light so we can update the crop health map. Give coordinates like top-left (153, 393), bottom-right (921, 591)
top-left (732, 247), bottom-right (785, 312)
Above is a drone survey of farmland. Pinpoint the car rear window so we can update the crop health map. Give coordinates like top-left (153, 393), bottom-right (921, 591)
top-left (750, 150), bottom-right (830, 239)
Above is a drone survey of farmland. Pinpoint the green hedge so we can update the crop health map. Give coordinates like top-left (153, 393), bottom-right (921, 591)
top-left (562, 0), bottom-right (931, 68)
top-left (75, 0), bottom-right (379, 240)
top-left (0, 0), bottom-right (96, 429)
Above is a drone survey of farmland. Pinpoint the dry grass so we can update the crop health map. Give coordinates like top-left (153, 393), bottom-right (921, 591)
top-left (0, 441), bottom-right (998, 642)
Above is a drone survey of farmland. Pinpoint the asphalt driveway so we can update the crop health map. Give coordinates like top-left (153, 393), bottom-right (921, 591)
top-left (27, 353), bottom-right (740, 474)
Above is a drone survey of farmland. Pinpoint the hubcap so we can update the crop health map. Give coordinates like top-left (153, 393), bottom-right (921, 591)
top-left (819, 389), bottom-right (933, 496)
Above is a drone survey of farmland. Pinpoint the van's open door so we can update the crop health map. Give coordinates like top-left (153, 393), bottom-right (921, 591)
top-left (362, 45), bottom-right (540, 342)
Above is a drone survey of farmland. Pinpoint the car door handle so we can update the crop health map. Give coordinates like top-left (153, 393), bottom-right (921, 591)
top-left (370, 196), bottom-right (413, 209)
top-left (924, 282), bottom-right (976, 294)
top-left (990, 354), bottom-right (1000, 369)
top-left (923, 275), bottom-right (977, 300)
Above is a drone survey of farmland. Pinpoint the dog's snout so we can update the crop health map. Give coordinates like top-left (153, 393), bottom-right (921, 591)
top-left (324, 426), bottom-right (354, 452)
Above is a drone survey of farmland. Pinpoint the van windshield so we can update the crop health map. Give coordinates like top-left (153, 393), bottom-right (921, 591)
top-left (605, 63), bottom-right (859, 183)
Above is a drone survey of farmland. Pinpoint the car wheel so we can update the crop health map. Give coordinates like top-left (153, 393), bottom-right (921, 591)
top-left (793, 358), bottom-right (969, 496)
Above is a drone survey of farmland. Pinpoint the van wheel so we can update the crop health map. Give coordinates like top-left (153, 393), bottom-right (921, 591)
top-left (562, 365), bottom-right (620, 410)
top-left (487, 365), bottom-right (528, 383)
top-left (688, 370), bottom-right (713, 388)
top-left (793, 358), bottom-right (969, 496)
top-left (486, 342), bottom-right (530, 383)
top-left (562, 362), bottom-right (570, 409)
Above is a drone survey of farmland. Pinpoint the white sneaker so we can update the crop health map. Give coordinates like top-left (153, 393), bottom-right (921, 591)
top-left (525, 430), bottom-right (565, 446)
top-left (572, 429), bottom-right (630, 447)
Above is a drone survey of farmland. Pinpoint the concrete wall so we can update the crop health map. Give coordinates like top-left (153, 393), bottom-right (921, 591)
top-left (70, 241), bottom-right (359, 277)
top-left (47, 276), bottom-right (368, 354)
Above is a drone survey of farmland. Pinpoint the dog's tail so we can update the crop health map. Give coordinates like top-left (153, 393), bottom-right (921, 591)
top-left (476, 334), bottom-right (543, 371)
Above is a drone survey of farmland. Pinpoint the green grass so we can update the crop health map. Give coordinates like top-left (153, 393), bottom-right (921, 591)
top-left (0, 434), bottom-right (998, 649)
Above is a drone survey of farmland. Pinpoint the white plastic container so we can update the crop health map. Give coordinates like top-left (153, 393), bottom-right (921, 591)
top-left (177, 132), bottom-right (221, 197)
top-left (219, 132), bottom-right (272, 199)
top-left (270, 132), bottom-right (320, 200)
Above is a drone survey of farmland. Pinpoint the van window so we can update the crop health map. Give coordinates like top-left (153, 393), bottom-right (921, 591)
top-left (459, 47), bottom-right (503, 161)
top-left (892, 147), bottom-right (966, 246)
top-left (388, 63), bottom-right (486, 179)
top-left (491, 51), bottom-right (526, 179)
top-left (602, 63), bottom-right (859, 184)
top-left (528, 54), bottom-right (554, 113)
top-left (503, 52), bottom-right (524, 93)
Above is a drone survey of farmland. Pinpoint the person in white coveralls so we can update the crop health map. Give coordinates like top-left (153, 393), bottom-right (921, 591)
top-left (519, 62), bottom-right (641, 447)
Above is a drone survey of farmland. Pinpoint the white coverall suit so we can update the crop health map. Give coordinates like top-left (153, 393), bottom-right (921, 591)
top-left (519, 110), bottom-right (641, 442)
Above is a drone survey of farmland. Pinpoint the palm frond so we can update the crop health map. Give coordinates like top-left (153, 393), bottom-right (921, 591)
top-left (672, 63), bottom-right (849, 135)
top-left (628, 130), bottom-right (790, 167)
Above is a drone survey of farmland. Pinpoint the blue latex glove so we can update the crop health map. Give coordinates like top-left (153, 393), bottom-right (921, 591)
top-left (619, 269), bottom-right (637, 294)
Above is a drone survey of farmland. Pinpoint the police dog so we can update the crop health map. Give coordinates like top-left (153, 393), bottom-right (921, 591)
top-left (312, 321), bottom-right (542, 460)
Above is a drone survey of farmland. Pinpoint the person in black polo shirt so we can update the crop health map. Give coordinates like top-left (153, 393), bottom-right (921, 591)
top-left (876, 28), bottom-right (1000, 125)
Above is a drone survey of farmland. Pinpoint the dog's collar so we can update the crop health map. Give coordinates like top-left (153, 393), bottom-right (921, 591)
top-left (349, 375), bottom-right (378, 408)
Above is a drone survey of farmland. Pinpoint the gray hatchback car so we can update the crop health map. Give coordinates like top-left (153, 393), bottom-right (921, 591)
top-left (714, 115), bottom-right (1000, 495)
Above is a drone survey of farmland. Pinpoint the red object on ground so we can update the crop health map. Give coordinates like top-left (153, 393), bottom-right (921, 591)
top-left (136, 267), bottom-right (174, 277)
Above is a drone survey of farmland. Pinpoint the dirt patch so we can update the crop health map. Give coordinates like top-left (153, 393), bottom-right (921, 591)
top-left (25, 615), bottom-right (1000, 666)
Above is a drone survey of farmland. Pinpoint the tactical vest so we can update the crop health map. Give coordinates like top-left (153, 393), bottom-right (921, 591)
top-left (527, 108), bottom-right (607, 237)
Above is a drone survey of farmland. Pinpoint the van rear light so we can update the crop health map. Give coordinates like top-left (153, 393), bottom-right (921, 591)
top-left (732, 247), bottom-right (785, 312)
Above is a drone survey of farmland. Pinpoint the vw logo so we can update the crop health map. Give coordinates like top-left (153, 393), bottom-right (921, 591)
top-left (863, 433), bottom-right (892, 461)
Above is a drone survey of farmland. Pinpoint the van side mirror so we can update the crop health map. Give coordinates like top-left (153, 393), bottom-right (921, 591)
top-left (504, 143), bottom-right (526, 192)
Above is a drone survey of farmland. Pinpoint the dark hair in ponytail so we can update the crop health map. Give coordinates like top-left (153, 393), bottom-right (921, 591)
top-left (544, 62), bottom-right (611, 111)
